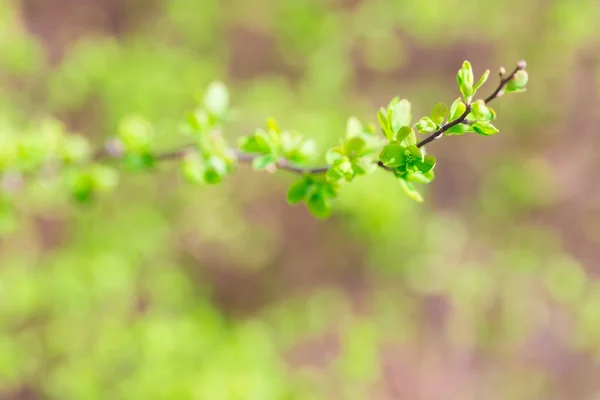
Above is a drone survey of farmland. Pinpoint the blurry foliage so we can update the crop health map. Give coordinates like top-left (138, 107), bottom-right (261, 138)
top-left (0, 0), bottom-right (598, 398)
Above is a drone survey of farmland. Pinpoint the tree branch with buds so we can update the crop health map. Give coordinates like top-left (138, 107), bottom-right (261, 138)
top-left (0, 60), bottom-right (528, 223)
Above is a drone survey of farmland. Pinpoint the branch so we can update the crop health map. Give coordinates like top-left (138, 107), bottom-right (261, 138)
top-left (94, 142), bottom-right (330, 175)
top-left (87, 61), bottom-right (526, 177)
top-left (416, 61), bottom-right (527, 148)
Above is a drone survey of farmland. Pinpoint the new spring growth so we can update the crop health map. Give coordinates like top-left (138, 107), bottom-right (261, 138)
top-left (0, 60), bottom-right (528, 227)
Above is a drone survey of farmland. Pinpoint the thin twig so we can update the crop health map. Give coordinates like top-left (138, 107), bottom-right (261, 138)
top-left (93, 143), bottom-right (330, 175)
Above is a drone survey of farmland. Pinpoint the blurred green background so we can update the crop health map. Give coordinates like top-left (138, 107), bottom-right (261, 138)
top-left (1, 0), bottom-right (599, 399)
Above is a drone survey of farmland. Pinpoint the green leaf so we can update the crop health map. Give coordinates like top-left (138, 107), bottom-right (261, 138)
top-left (307, 191), bottom-right (332, 219)
top-left (449, 98), bottom-right (467, 121)
top-left (296, 139), bottom-right (316, 161)
top-left (377, 108), bottom-right (392, 140)
top-left (238, 130), bottom-right (272, 154)
top-left (458, 61), bottom-right (474, 101)
top-left (204, 156), bottom-right (229, 184)
top-left (252, 154), bottom-right (277, 171)
top-left (186, 109), bottom-right (211, 134)
top-left (473, 69), bottom-right (490, 92)
top-left (395, 126), bottom-right (413, 143)
top-left (415, 155), bottom-right (436, 174)
top-left (399, 178), bottom-right (423, 202)
top-left (281, 132), bottom-right (316, 163)
top-left (470, 100), bottom-right (493, 121)
top-left (416, 117), bottom-right (437, 133)
top-left (118, 115), bottom-right (153, 153)
top-left (352, 157), bottom-right (377, 175)
top-left (446, 123), bottom-right (471, 135)
top-left (390, 99), bottom-right (411, 132)
top-left (344, 137), bottom-right (365, 155)
top-left (326, 166), bottom-right (345, 183)
top-left (67, 169), bottom-right (94, 203)
top-left (287, 178), bottom-right (311, 205)
top-left (472, 121), bottom-right (499, 136)
top-left (379, 143), bottom-right (406, 167)
top-left (203, 81), bottom-right (229, 117)
top-left (122, 152), bottom-right (155, 171)
top-left (325, 146), bottom-right (345, 164)
top-left (430, 102), bottom-right (448, 125)
top-left (346, 117), bottom-right (363, 138)
top-left (181, 154), bottom-right (205, 184)
top-left (401, 128), bottom-right (417, 146)
top-left (407, 170), bottom-right (435, 184)
top-left (461, 61), bottom-right (474, 85)
top-left (266, 118), bottom-right (280, 134)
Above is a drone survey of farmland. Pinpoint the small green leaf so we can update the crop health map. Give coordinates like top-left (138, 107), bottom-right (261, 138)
top-left (344, 137), bottom-right (365, 155)
top-left (238, 130), bottom-right (272, 154)
top-left (296, 139), bottom-right (316, 161)
top-left (181, 154), bottom-right (205, 184)
top-left (461, 61), bottom-right (474, 85)
top-left (287, 178), bottom-right (311, 205)
top-left (325, 146), bottom-right (345, 164)
top-left (307, 191), bottom-right (332, 219)
top-left (346, 117), bottom-right (363, 138)
top-left (395, 126), bottom-right (413, 143)
top-left (203, 81), bottom-right (229, 118)
top-left (399, 178), bottom-right (423, 202)
top-left (186, 109), bottom-right (211, 133)
top-left (67, 169), bottom-right (94, 203)
top-left (118, 115), bottom-right (153, 153)
top-left (416, 117), bottom-right (437, 133)
top-left (472, 121), bottom-right (499, 136)
top-left (407, 170), bottom-right (435, 184)
top-left (458, 61), bottom-right (474, 101)
top-left (266, 118), bottom-right (280, 134)
top-left (446, 123), bottom-right (471, 135)
top-left (252, 154), bottom-right (277, 171)
top-left (390, 99), bottom-right (412, 132)
top-left (449, 98), bottom-right (467, 121)
top-left (473, 69), bottom-right (490, 92)
top-left (204, 156), bottom-right (228, 184)
top-left (401, 128), bottom-right (417, 146)
top-left (326, 166), bottom-right (345, 183)
top-left (379, 143), bottom-right (406, 167)
top-left (471, 100), bottom-right (493, 121)
top-left (352, 158), bottom-right (377, 175)
top-left (430, 102), bottom-right (448, 125)
top-left (377, 108), bottom-right (392, 140)
top-left (415, 155), bottom-right (436, 174)
top-left (122, 152), bottom-right (155, 171)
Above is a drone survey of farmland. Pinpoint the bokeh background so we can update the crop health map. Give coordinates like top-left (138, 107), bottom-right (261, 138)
top-left (1, 0), bottom-right (600, 399)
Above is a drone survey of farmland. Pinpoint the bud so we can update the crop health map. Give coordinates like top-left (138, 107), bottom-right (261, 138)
top-left (516, 60), bottom-right (527, 69)
top-left (498, 66), bottom-right (506, 77)
top-left (416, 117), bottom-right (438, 133)
top-left (506, 70), bottom-right (529, 91)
